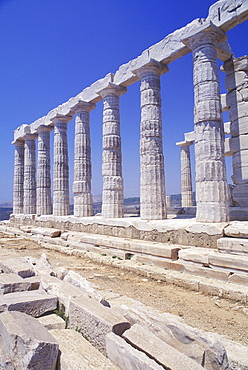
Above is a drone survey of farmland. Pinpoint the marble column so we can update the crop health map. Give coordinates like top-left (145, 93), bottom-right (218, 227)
top-left (98, 83), bottom-right (126, 218)
top-left (176, 141), bottom-right (194, 207)
top-left (13, 139), bottom-right (24, 214)
top-left (73, 102), bottom-right (95, 217)
top-left (23, 133), bottom-right (37, 214)
top-left (37, 125), bottom-right (52, 215)
top-left (133, 60), bottom-right (168, 220)
top-left (52, 116), bottom-right (71, 216)
top-left (222, 56), bottom-right (248, 207)
top-left (183, 23), bottom-right (230, 222)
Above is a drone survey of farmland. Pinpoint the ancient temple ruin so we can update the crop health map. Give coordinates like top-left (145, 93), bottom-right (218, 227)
top-left (12, 0), bottom-right (248, 224)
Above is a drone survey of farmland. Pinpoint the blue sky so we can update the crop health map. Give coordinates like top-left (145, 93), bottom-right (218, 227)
top-left (0, 0), bottom-right (247, 203)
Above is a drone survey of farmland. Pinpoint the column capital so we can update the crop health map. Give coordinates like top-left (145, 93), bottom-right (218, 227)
top-left (37, 125), bottom-right (53, 134)
top-left (23, 133), bottom-right (38, 141)
top-left (97, 83), bottom-right (127, 99)
top-left (132, 59), bottom-right (169, 79)
top-left (73, 101), bottom-right (96, 114)
top-left (176, 140), bottom-right (194, 148)
top-left (182, 21), bottom-right (226, 51)
top-left (51, 115), bottom-right (72, 125)
top-left (12, 138), bottom-right (24, 146)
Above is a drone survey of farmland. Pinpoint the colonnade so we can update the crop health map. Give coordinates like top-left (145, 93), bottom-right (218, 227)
top-left (13, 16), bottom-right (248, 223)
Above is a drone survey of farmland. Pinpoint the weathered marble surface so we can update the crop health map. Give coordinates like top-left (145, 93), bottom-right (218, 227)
top-left (98, 84), bottom-right (126, 218)
top-left (176, 141), bottom-right (194, 207)
top-left (222, 56), bottom-right (248, 207)
top-left (12, 140), bottom-right (24, 215)
top-left (23, 134), bottom-right (37, 215)
top-left (134, 60), bottom-right (167, 220)
top-left (37, 126), bottom-right (52, 215)
top-left (52, 117), bottom-right (71, 216)
top-left (183, 23), bottom-right (230, 222)
top-left (73, 103), bottom-right (95, 217)
top-left (0, 311), bottom-right (58, 370)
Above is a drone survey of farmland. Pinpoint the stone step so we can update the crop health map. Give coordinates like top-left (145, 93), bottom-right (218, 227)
top-left (50, 329), bottom-right (119, 369)
top-left (217, 237), bottom-right (248, 255)
top-left (0, 290), bottom-right (57, 317)
top-left (224, 221), bottom-right (248, 238)
top-left (68, 295), bottom-right (130, 354)
top-left (0, 311), bottom-right (58, 370)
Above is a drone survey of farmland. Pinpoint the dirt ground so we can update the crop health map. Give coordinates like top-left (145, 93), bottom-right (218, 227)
top-left (0, 232), bottom-right (248, 347)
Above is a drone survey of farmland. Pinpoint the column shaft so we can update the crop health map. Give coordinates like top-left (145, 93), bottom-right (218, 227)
top-left (134, 61), bottom-right (167, 220)
top-left (99, 85), bottom-right (126, 218)
top-left (37, 126), bottom-right (52, 215)
top-left (13, 140), bottom-right (24, 214)
top-left (183, 25), bottom-right (229, 222)
top-left (223, 56), bottom-right (248, 206)
top-left (23, 134), bottom-right (37, 214)
top-left (73, 103), bottom-right (95, 217)
top-left (180, 144), bottom-right (193, 207)
top-left (53, 118), bottom-right (70, 216)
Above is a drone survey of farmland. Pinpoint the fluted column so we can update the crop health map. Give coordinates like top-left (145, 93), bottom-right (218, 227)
top-left (98, 83), bottom-right (126, 218)
top-left (183, 23), bottom-right (230, 222)
top-left (23, 133), bottom-right (37, 214)
top-left (133, 60), bottom-right (168, 220)
top-left (37, 125), bottom-right (52, 215)
top-left (52, 116), bottom-right (71, 216)
top-left (73, 102), bottom-right (95, 217)
top-left (222, 56), bottom-right (248, 207)
top-left (13, 139), bottom-right (24, 214)
top-left (176, 141), bottom-right (193, 207)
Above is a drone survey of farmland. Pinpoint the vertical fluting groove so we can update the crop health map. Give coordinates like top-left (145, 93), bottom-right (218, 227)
top-left (183, 26), bottom-right (230, 222)
top-left (53, 119), bottom-right (70, 216)
top-left (23, 134), bottom-right (37, 214)
top-left (134, 62), bottom-right (167, 220)
top-left (13, 140), bottom-right (24, 214)
top-left (37, 126), bottom-right (52, 215)
top-left (73, 103), bottom-right (95, 217)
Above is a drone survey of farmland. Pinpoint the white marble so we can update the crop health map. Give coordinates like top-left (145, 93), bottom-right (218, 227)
top-left (73, 103), bottom-right (95, 217)
top-left (222, 56), bottom-right (248, 207)
top-left (23, 134), bottom-right (37, 214)
top-left (98, 84), bottom-right (126, 218)
top-left (133, 60), bottom-right (167, 220)
top-left (52, 117), bottom-right (71, 216)
top-left (37, 126), bottom-right (52, 215)
top-left (13, 140), bottom-right (24, 214)
top-left (176, 141), bottom-right (193, 207)
top-left (183, 23), bottom-right (230, 222)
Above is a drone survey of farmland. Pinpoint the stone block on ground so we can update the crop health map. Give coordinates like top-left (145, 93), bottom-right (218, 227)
top-left (122, 324), bottom-right (204, 370)
top-left (0, 290), bottom-right (57, 317)
top-left (0, 257), bottom-right (35, 278)
top-left (23, 227), bottom-right (61, 238)
top-left (106, 332), bottom-right (164, 370)
top-left (68, 295), bottom-right (130, 354)
top-left (38, 313), bottom-right (65, 330)
top-left (50, 329), bottom-right (119, 369)
top-left (0, 311), bottom-right (58, 370)
top-left (0, 273), bottom-right (31, 295)
top-left (25, 253), bottom-right (55, 276)
top-left (24, 275), bottom-right (41, 290)
top-left (178, 248), bottom-right (210, 265)
top-left (110, 297), bottom-right (229, 370)
top-left (63, 270), bottom-right (109, 306)
top-left (40, 275), bottom-right (87, 316)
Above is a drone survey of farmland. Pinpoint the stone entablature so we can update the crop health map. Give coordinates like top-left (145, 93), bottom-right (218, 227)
top-left (12, 0), bottom-right (248, 222)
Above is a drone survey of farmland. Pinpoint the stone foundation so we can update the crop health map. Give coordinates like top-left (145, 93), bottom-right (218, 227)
top-left (9, 214), bottom-right (227, 248)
